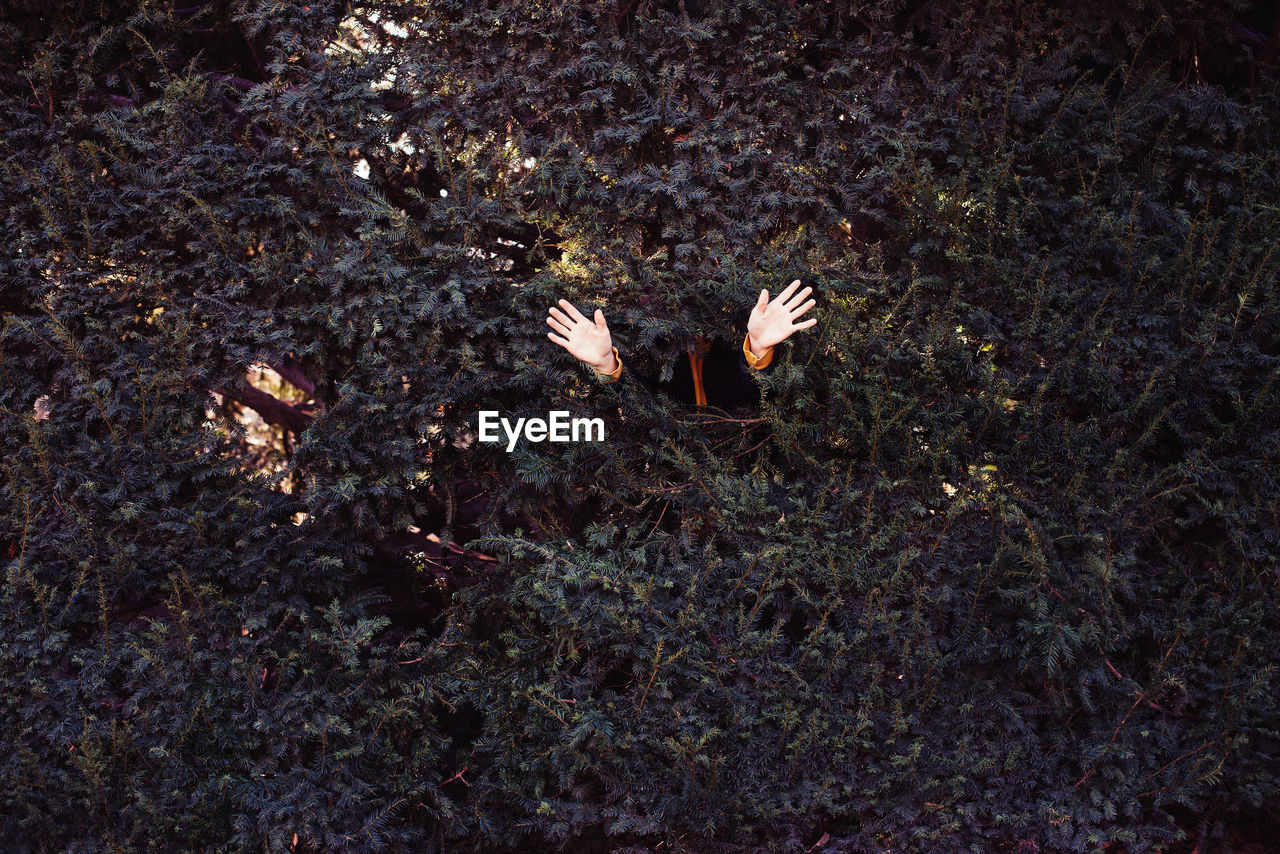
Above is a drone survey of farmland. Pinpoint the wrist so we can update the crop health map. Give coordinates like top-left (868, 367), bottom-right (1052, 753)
top-left (746, 332), bottom-right (773, 360)
top-left (590, 350), bottom-right (619, 374)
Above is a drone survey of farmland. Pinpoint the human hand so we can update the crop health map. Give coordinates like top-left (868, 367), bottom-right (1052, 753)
top-left (546, 299), bottom-right (618, 373)
top-left (746, 279), bottom-right (817, 358)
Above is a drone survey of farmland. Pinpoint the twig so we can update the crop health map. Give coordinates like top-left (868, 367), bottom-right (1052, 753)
top-left (645, 500), bottom-right (670, 537)
top-left (438, 767), bottom-right (469, 787)
top-left (676, 414), bottom-right (767, 425)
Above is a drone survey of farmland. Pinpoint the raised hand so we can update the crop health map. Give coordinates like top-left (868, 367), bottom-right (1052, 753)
top-left (546, 299), bottom-right (619, 373)
top-left (746, 279), bottom-right (817, 357)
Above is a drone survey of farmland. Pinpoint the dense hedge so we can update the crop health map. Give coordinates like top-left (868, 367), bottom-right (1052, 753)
top-left (2, 1), bottom-right (1278, 851)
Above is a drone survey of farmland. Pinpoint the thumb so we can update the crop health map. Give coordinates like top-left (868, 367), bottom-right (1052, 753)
top-left (594, 308), bottom-right (608, 328)
top-left (757, 289), bottom-right (769, 309)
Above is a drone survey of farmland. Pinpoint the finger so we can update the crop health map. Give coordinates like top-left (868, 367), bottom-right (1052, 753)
top-left (558, 299), bottom-right (588, 323)
top-left (794, 317), bottom-right (818, 330)
top-left (594, 308), bottom-right (608, 329)
top-left (756, 289), bottom-right (769, 309)
top-left (790, 297), bottom-right (816, 318)
top-left (784, 286), bottom-right (813, 311)
top-left (549, 306), bottom-right (576, 327)
top-left (548, 331), bottom-right (571, 348)
top-left (547, 316), bottom-right (573, 336)
top-left (776, 278), bottom-right (801, 303)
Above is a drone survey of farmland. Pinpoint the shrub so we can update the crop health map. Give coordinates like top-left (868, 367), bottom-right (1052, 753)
top-left (2, 1), bottom-right (1277, 851)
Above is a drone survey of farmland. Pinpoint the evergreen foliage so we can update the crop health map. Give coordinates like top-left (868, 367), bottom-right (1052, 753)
top-left (2, 0), bottom-right (1278, 851)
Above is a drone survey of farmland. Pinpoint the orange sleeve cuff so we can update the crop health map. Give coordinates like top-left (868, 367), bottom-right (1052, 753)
top-left (743, 334), bottom-right (774, 370)
top-left (594, 347), bottom-right (623, 383)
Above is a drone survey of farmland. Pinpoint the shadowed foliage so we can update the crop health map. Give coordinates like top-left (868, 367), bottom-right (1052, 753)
top-left (2, 0), bottom-right (1278, 851)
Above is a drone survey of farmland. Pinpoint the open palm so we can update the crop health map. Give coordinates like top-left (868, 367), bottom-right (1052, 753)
top-left (747, 279), bottom-right (817, 355)
top-left (546, 299), bottom-right (617, 373)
